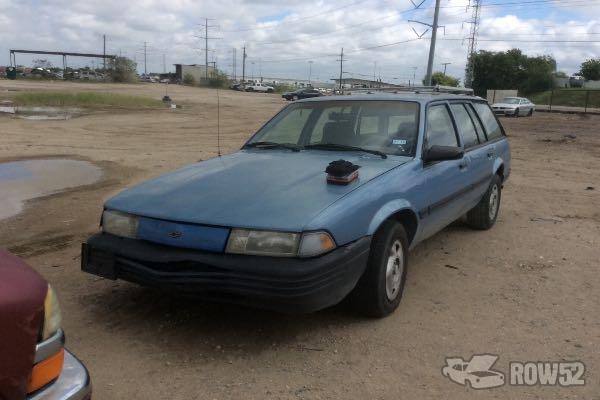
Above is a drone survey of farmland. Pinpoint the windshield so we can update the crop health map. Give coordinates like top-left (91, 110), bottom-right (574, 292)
top-left (501, 98), bottom-right (520, 104)
top-left (247, 100), bottom-right (420, 157)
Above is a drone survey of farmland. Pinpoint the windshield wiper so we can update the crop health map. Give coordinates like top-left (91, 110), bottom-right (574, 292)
top-left (244, 141), bottom-right (302, 152)
top-left (305, 143), bottom-right (387, 159)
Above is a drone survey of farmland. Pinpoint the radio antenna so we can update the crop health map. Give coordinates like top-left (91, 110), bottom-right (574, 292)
top-left (216, 87), bottom-right (221, 157)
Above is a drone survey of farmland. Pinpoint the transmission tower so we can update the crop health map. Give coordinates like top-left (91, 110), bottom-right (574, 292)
top-left (464, 0), bottom-right (482, 88)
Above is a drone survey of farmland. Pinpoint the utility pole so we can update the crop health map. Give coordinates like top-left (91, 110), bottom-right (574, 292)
top-left (337, 48), bottom-right (346, 90)
top-left (103, 34), bottom-right (106, 74)
top-left (465, 0), bottom-right (482, 88)
top-left (163, 53), bottom-right (166, 73)
top-left (442, 62), bottom-right (451, 75)
top-left (197, 18), bottom-right (220, 82)
top-left (143, 41), bottom-right (147, 75)
top-left (232, 48), bottom-right (236, 81)
top-left (308, 61), bottom-right (313, 85)
top-left (241, 46), bottom-right (247, 82)
top-left (425, 0), bottom-right (441, 86)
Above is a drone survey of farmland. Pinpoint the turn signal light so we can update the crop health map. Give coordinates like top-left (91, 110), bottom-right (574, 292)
top-left (27, 348), bottom-right (64, 393)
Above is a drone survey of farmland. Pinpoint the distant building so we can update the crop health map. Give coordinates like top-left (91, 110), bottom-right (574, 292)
top-left (174, 64), bottom-right (217, 82)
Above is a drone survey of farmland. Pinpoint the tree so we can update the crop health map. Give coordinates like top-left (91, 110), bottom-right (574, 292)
top-left (580, 59), bottom-right (600, 81)
top-left (425, 72), bottom-right (460, 87)
top-left (471, 49), bottom-right (555, 96)
top-left (108, 57), bottom-right (137, 82)
top-left (183, 73), bottom-right (196, 85)
top-left (33, 59), bottom-right (53, 69)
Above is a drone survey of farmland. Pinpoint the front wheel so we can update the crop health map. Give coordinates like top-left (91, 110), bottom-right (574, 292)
top-left (266, 88), bottom-right (273, 93)
top-left (527, 108), bottom-right (534, 116)
top-left (351, 220), bottom-right (408, 317)
top-left (513, 108), bottom-right (520, 117)
top-left (466, 174), bottom-right (502, 230)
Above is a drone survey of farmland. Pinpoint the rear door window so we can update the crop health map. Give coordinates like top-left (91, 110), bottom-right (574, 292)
top-left (450, 104), bottom-right (480, 148)
top-left (426, 104), bottom-right (459, 147)
top-left (465, 103), bottom-right (487, 142)
top-left (473, 102), bottom-right (503, 140)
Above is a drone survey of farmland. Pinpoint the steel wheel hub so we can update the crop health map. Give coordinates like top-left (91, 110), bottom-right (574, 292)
top-left (489, 184), bottom-right (499, 220)
top-left (385, 239), bottom-right (404, 301)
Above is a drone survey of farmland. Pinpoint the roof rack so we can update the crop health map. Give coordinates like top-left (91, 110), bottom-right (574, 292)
top-left (342, 85), bottom-right (474, 96)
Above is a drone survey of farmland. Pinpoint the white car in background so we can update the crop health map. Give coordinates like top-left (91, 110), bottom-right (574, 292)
top-left (491, 97), bottom-right (535, 117)
top-left (245, 82), bottom-right (274, 93)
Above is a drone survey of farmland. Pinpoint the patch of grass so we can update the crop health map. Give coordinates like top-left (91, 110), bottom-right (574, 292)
top-left (11, 91), bottom-right (163, 108)
top-left (531, 89), bottom-right (600, 108)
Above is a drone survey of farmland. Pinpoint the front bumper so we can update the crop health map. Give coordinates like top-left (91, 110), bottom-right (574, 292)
top-left (493, 108), bottom-right (516, 116)
top-left (28, 350), bottom-right (91, 400)
top-left (82, 233), bottom-right (371, 313)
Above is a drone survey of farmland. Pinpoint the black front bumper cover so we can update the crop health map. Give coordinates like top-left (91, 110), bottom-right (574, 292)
top-left (82, 233), bottom-right (371, 313)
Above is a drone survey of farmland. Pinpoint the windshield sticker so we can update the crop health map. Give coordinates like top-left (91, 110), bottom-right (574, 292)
top-left (393, 139), bottom-right (407, 145)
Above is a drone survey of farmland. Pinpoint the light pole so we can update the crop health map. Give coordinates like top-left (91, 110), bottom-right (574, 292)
top-left (308, 61), bottom-right (313, 85)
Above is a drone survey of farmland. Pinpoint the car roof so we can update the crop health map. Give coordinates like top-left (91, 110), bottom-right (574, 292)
top-left (296, 92), bottom-right (484, 104)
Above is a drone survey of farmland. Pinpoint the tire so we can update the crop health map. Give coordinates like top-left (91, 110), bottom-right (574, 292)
top-left (351, 220), bottom-right (408, 317)
top-left (513, 108), bottom-right (520, 117)
top-left (292, 95), bottom-right (299, 101)
top-left (466, 174), bottom-right (502, 230)
top-left (527, 108), bottom-right (533, 116)
top-left (267, 88), bottom-right (273, 93)
top-left (247, 87), bottom-right (253, 92)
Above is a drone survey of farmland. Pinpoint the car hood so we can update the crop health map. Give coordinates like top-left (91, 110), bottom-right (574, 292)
top-left (106, 149), bottom-right (408, 231)
top-left (466, 355), bottom-right (499, 373)
top-left (492, 103), bottom-right (517, 108)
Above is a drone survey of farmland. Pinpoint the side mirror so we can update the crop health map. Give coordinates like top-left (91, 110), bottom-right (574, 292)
top-left (423, 145), bottom-right (464, 163)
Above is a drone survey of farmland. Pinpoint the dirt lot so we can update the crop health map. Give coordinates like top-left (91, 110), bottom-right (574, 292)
top-left (1, 80), bottom-right (599, 399)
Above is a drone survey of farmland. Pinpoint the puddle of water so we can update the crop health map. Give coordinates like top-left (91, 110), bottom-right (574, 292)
top-left (0, 159), bottom-right (102, 220)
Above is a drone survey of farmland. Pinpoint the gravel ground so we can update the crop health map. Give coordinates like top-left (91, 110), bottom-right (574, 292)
top-left (1, 80), bottom-right (599, 400)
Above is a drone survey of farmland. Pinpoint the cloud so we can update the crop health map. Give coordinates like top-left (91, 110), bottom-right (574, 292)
top-left (1, 0), bottom-right (598, 82)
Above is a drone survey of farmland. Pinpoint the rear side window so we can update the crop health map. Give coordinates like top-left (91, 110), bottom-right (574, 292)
top-left (426, 105), bottom-right (458, 147)
top-left (473, 103), bottom-right (503, 140)
top-left (450, 104), bottom-right (479, 148)
top-left (465, 104), bottom-right (486, 142)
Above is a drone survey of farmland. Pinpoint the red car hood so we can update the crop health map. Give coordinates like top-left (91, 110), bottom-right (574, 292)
top-left (0, 250), bottom-right (47, 400)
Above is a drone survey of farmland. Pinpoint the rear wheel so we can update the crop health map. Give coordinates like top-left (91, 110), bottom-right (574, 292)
top-left (466, 174), bottom-right (502, 230)
top-left (351, 220), bottom-right (408, 317)
top-left (267, 88), bottom-right (273, 93)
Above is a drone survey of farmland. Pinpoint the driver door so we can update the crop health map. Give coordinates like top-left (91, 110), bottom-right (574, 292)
top-left (416, 102), bottom-right (472, 239)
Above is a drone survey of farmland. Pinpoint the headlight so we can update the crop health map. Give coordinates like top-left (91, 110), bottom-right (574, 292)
top-left (225, 229), bottom-right (336, 257)
top-left (226, 229), bottom-right (300, 257)
top-left (102, 209), bottom-right (138, 238)
top-left (42, 284), bottom-right (62, 340)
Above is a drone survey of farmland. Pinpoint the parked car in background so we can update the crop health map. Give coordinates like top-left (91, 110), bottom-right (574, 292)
top-left (0, 250), bottom-right (91, 400)
top-left (245, 82), bottom-right (274, 93)
top-left (82, 92), bottom-right (510, 317)
top-left (491, 97), bottom-right (535, 117)
top-left (282, 88), bottom-right (323, 101)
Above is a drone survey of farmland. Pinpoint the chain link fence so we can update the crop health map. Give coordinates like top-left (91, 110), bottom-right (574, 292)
top-left (531, 89), bottom-right (600, 114)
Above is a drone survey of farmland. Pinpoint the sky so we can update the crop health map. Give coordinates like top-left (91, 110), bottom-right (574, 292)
top-left (0, 0), bottom-right (599, 85)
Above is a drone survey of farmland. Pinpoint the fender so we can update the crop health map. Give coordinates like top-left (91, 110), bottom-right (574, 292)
top-left (367, 199), bottom-right (420, 246)
top-left (493, 157), bottom-right (504, 176)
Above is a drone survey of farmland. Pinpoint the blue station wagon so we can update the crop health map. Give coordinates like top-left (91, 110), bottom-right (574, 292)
top-left (82, 92), bottom-right (510, 317)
